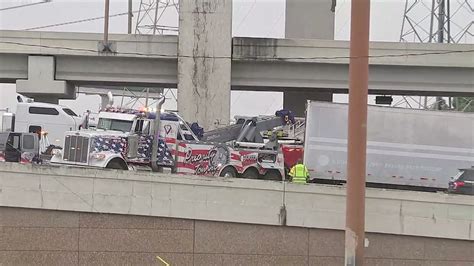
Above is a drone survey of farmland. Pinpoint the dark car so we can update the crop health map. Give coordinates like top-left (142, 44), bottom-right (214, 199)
top-left (0, 132), bottom-right (39, 163)
top-left (448, 168), bottom-right (474, 195)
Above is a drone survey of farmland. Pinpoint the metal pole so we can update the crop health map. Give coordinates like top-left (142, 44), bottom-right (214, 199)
top-left (145, 87), bottom-right (150, 110)
top-left (345, 0), bottom-right (370, 265)
top-left (104, 0), bottom-right (110, 45)
top-left (152, 0), bottom-right (160, 35)
top-left (151, 95), bottom-right (165, 172)
top-left (128, 0), bottom-right (133, 34)
top-left (435, 0), bottom-right (445, 110)
top-left (429, 0), bottom-right (436, 42)
top-left (438, 0), bottom-right (445, 43)
top-left (447, 0), bottom-right (451, 43)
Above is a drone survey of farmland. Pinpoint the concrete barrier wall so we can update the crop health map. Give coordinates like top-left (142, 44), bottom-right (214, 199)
top-left (1, 207), bottom-right (473, 265)
top-left (1, 163), bottom-right (473, 241)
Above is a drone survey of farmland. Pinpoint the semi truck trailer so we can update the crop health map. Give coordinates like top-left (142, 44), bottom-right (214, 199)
top-left (303, 101), bottom-right (474, 190)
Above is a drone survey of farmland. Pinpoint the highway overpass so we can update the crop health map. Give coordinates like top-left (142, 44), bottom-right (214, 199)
top-left (1, 30), bottom-right (473, 128)
top-left (0, 163), bottom-right (473, 264)
top-left (1, 30), bottom-right (472, 96)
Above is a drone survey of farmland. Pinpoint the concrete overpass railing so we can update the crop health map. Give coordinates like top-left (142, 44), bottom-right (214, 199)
top-left (1, 162), bottom-right (472, 241)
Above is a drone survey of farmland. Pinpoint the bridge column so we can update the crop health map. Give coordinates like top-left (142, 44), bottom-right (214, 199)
top-left (177, 0), bottom-right (232, 130)
top-left (16, 56), bottom-right (75, 104)
top-left (283, 91), bottom-right (334, 117)
top-left (284, 0), bottom-right (336, 114)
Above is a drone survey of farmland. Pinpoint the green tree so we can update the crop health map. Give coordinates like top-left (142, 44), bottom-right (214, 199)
top-left (453, 97), bottom-right (474, 112)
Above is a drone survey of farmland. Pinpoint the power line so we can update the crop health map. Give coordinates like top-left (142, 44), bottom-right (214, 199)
top-left (23, 10), bottom-right (178, 31)
top-left (0, 0), bottom-right (51, 12)
top-left (0, 40), bottom-right (472, 60)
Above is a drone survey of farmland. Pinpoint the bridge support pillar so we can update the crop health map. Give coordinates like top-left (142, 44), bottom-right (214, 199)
top-left (285, 0), bottom-right (335, 40)
top-left (284, 0), bottom-right (335, 116)
top-left (283, 91), bottom-right (333, 117)
top-left (16, 56), bottom-right (75, 103)
top-left (177, 0), bottom-right (232, 130)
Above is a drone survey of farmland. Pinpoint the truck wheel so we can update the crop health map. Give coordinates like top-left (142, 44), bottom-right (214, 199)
top-left (219, 167), bottom-right (237, 178)
top-left (106, 159), bottom-right (128, 170)
top-left (241, 168), bottom-right (260, 179)
top-left (263, 170), bottom-right (282, 181)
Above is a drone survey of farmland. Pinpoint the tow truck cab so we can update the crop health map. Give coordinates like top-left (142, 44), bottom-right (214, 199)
top-left (50, 109), bottom-right (196, 170)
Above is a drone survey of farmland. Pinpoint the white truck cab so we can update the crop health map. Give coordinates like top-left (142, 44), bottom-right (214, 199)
top-left (9, 101), bottom-right (82, 147)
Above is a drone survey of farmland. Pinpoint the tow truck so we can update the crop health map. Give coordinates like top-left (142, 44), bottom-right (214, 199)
top-left (50, 96), bottom-right (289, 180)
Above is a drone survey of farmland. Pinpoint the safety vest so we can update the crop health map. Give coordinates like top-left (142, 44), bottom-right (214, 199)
top-left (290, 164), bottom-right (308, 184)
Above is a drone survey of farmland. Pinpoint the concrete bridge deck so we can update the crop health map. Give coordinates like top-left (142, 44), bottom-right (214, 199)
top-left (1, 30), bottom-right (473, 96)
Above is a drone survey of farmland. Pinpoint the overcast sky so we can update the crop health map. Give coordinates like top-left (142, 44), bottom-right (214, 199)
top-left (0, 0), bottom-right (471, 116)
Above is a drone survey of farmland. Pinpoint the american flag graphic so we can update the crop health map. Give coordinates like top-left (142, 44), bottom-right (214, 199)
top-left (92, 135), bottom-right (174, 166)
top-left (92, 136), bottom-right (127, 154)
top-left (155, 137), bottom-right (174, 166)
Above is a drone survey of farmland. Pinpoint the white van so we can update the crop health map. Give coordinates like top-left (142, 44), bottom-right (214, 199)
top-left (13, 102), bottom-right (83, 147)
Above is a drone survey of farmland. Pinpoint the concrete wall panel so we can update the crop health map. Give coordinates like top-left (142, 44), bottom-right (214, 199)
top-left (78, 212), bottom-right (193, 230)
top-left (0, 206), bottom-right (78, 228)
top-left (78, 252), bottom-right (193, 266)
top-left (1, 207), bottom-right (473, 265)
top-left (78, 228), bottom-right (193, 253)
top-left (0, 251), bottom-right (78, 266)
top-left (0, 227), bottom-right (78, 251)
top-left (308, 229), bottom-right (344, 257)
top-left (194, 220), bottom-right (308, 256)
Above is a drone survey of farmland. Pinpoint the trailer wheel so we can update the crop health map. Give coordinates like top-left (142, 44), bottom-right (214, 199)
top-left (219, 167), bottom-right (237, 178)
top-left (241, 168), bottom-right (260, 179)
top-left (263, 170), bottom-right (282, 181)
top-left (106, 159), bottom-right (128, 170)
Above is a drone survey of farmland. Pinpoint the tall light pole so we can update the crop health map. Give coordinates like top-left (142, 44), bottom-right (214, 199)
top-left (103, 0), bottom-right (110, 46)
top-left (128, 0), bottom-right (133, 34)
top-left (345, 0), bottom-right (371, 265)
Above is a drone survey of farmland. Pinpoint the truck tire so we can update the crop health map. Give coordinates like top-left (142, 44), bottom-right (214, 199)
top-left (263, 170), bottom-right (282, 181)
top-left (219, 167), bottom-right (237, 178)
top-left (241, 168), bottom-right (260, 179)
top-left (106, 159), bottom-right (128, 170)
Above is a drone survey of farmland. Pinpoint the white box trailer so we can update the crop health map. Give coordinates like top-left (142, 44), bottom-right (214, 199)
top-left (303, 101), bottom-right (474, 189)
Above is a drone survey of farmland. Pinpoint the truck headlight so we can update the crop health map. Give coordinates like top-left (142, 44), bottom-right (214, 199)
top-left (90, 153), bottom-right (106, 160)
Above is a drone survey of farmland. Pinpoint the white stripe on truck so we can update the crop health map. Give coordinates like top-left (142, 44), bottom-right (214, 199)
top-left (308, 137), bottom-right (474, 154)
top-left (308, 145), bottom-right (474, 162)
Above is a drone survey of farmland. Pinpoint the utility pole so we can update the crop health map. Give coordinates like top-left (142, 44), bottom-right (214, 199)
top-left (103, 0), bottom-right (110, 45)
top-left (100, 0), bottom-right (112, 53)
top-left (345, 0), bottom-right (370, 265)
top-left (128, 0), bottom-right (133, 34)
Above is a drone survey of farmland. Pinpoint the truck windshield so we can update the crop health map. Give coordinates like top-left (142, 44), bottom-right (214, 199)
top-left (97, 118), bottom-right (133, 133)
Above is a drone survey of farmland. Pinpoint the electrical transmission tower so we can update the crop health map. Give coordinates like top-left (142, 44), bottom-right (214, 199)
top-left (134, 0), bottom-right (180, 107)
top-left (135, 0), bottom-right (179, 35)
top-left (401, 0), bottom-right (472, 43)
top-left (399, 0), bottom-right (473, 110)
